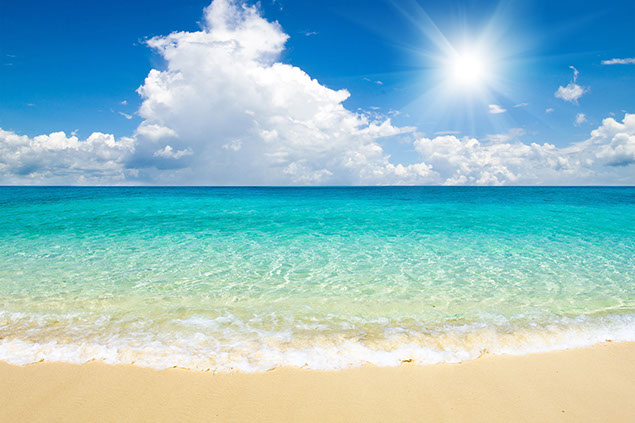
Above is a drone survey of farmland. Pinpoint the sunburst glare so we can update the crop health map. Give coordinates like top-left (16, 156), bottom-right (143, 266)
top-left (447, 48), bottom-right (489, 88)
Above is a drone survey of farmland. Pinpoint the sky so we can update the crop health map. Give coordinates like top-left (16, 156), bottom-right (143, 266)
top-left (0, 0), bottom-right (633, 185)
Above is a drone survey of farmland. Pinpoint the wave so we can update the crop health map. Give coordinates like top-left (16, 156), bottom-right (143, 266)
top-left (0, 312), bottom-right (633, 372)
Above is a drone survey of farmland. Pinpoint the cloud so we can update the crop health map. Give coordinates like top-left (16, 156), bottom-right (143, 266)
top-left (488, 104), bottom-right (506, 114)
top-left (1, 113), bottom-right (633, 186)
top-left (363, 77), bottom-right (383, 85)
top-left (545, 108), bottom-right (554, 113)
top-left (581, 114), bottom-right (635, 167)
top-left (601, 58), bottom-right (635, 65)
top-left (153, 145), bottom-right (193, 159)
top-left (411, 114), bottom-right (635, 185)
top-left (0, 1), bottom-right (633, 186)
top-left (569, 65), bottom-right (579, 80)
top-left (0, 129), bottom-right (134, 184)
top-left (555, 84), bottom-right (586, 103)
top-left (135, 123), bottom-right (177, 141)
top-left (119, 112), bottom-right (133, 120)
top-left (555, 66), bottom-right (588, 104)
top-left (302, 31), bottom-right (318, 36)
top-left (513, 103), bottom-right (528, 108)
top-left (131, 0), bottom-right (417, 185)
top-left (575, 113), bottom-right (587, 126)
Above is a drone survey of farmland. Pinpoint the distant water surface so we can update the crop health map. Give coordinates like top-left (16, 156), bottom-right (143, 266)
top-left (0, 187), bottom-right (633, 371)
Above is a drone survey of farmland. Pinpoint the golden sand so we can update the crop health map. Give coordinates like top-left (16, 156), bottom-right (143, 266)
top-left (1, 342), bottom-right (633, 422)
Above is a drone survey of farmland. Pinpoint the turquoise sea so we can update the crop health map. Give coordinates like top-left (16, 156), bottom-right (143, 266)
top-left (0, 187), bottom-right (633, 372)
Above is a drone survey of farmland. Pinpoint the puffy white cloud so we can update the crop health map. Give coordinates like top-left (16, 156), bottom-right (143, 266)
top-left (555, 66), bottom-right (588, 104)
top-left (579, 114), bottom-right (635, 167)
top-left (411, 114), bottom-right (635, 185)
top-left (601, 58), bottom-right (635, 65)
top-left (555, 84), bottom-right (586, 103)
top-left (0, 129), bottom-right (135, 184)
top-left (575, 113), bottom-right (587, 126)
top-left (131, 0), bottom-right (416, 185)
top-left (135, 123), bottom-right (177, 141)
top-left (414, 135), bottom-right (552, 185)
top-left (488, 104), bottom-right (506, 114)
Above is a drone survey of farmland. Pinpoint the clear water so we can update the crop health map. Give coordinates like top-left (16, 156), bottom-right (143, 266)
top-left (0, 187), bottom-right (633, 372)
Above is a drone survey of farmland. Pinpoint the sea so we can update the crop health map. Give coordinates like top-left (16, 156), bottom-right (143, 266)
top-left (0, 186), bottom-right (633, 372)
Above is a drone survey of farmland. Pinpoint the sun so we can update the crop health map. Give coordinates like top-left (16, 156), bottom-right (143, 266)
top-left (448, 49), bottom-right (488, 88)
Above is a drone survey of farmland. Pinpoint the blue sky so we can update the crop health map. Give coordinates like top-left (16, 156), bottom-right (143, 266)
top-left (0, 0), bottom-right (633, 185)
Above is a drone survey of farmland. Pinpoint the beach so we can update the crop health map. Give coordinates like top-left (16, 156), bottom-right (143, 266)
top-left (0, 342), bottom-right (633, 422)
top-left (1, 187), bottom-right (633, 421)
top-left (2, 0), bottom-right (634, 419)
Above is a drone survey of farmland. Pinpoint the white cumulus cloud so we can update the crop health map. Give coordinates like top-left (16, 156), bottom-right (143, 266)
top-left (0, 129), bottom-right (135, 184)
top-left (578, 113), bottom-right (635, 167)
top-left (555, 66), bottom-right (588, 104)
top-left (131, 0), bottom-right (416, 185)
top-left (135, 123), bottom-right (177, 141)
top-left (411, 114), bottom-right (635, 185)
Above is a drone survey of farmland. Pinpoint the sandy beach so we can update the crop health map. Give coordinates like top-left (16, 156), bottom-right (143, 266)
top-left (0, 341), bottom-right (633, 422)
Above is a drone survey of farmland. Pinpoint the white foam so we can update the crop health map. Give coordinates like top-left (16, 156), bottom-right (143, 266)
top-left (0, 312), bottom-right (633, 373)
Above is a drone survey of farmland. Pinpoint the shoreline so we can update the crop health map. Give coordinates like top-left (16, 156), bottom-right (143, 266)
top-left (1, 341), bottom-right (633, 422)
top-left (3, 312), bottom-right (633, 372)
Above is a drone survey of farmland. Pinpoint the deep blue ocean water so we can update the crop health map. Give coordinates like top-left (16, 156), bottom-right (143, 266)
top-left (0, 187), bottom-right (633, 371)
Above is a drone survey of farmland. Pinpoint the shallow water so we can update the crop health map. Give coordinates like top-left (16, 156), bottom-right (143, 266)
top-left (0, 187), bottom-right (633, 371)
